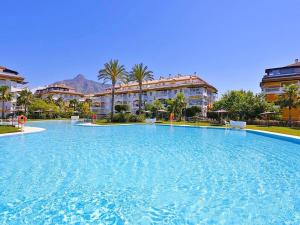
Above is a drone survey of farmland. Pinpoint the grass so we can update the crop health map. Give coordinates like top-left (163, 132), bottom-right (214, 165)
top-left (92, 119), bottom-right (300, 137)
top-left (162, 121), bottom-right (300, 137)
top-left (94, 120), bottom-right (145, 125)
top-left (160, 121), bottom-right (212, 126)
top-left (246, 125), bottom-right (300, 137)
top-left (0, 126), bottom-right (20, 134)
top-left (27, 118), bottom-right (69, 121)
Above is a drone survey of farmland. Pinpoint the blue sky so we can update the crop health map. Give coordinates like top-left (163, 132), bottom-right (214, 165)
top-left (1, 0), bottom-right (299, 95)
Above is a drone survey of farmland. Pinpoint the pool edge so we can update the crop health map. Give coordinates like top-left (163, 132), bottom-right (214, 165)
top-left (0, 126), bottom-right (46, 137)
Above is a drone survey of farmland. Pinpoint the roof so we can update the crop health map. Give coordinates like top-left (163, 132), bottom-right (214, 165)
top-left (117, 75), bottom-right (208, 87)
top-left (46, 84), bottom-right (75, 90)
top-left (94, 75), bottom-right (217, 97)
top-left (287, 61), bottom-right (300, 67)
top-left (265, 59), bottom-right (300, 72)
top-left (39, 90), bottom-right (84, 97)
top-left (0, 66), bottom-right (25, 84)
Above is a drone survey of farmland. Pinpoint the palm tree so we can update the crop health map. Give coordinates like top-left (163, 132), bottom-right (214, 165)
top-left (129, 63), bottom-right (153, 114)
top-left (69, 99), bottom-right (79, 111)
top-left (45, 94), bottom-right (55, 104)
top-left (174, 92), bottom-right (187, 121)
top-left (277, 84), bottom-right (300, 126)
top-left (17, 89), bottom-right (33, 115)
top-left (0, 86), bottom-right (12, 119)
top-left (98, 60), bottom-right (127, 121)
top-left (55, 97), bottom-right (65, 112)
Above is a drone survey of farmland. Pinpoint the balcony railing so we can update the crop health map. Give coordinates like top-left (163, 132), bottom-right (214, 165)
top-left (262, 88), bottom-right (283, 94)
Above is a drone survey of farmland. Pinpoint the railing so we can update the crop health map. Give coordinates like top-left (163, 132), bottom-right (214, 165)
top-left (0, 118), bottom-right (18, 126)
top-left (117, 82), bottom-right (206, 92)
top-left (262, 88), bottom-right (283, 94)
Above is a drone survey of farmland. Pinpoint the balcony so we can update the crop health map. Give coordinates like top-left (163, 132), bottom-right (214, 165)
top-left (262, 87), bottom-right (283, 94)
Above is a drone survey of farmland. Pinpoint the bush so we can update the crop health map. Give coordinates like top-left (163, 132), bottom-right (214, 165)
top-left (186, 106), bottom-right (201, 117)
top-left (110, 113), bottom-right (145, 123)
top-left (136, 114), bottom-right (145, 122)
top-left (115, 104), bottom-right (129, 113)
top-left (111, 113), bottom-right (128, 122)
top-left (128, 114), bottom-right (138, 122)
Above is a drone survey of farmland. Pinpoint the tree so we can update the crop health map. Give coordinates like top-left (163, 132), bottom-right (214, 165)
top-left (98, 60), bottom-right (127, 121)
top-left (78, 102), bottom-right (91, 118)
top-left (186, 106), bottom-right (201, 117)
top-left (55, 97), bottom-right (65, 112)
top-left (166, 99), bottom-right (175, 115)
top-left (69, 99), bottom-right (79, 111)
top-left (0, 86), bottom-right (12, 119)
top-left (17, 89), bottom-right (34, 115)
top-left (45, 94), bottom-right (55, 104)
top-left (28, 98), bottom-right (59, 119)
top-left (129, 63), bottom-right (153, 114)
top-left (115, 104), bottom-right (129, 113)
top-left (145, 100), bottom-right (164, 118)
top-left (212, 90), bottom-right (275, 120)
top-left (173, 92), bottom-right (187, 121)
top-left (277, 84), bottom-right (300, 126)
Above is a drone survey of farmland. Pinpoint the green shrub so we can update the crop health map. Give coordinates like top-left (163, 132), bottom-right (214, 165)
top-left (136, 114), bottom-right (145, 122)
top-left (110, 113), bottom-right (145, 123)
top-left (186, 106), bottom-right (201, 117)
top-left (112, 113), bottom-right (128, 122)
top-left (128, 114), bottom-right (138, 122)
top-left (115, 104), bottom-right (129, 113)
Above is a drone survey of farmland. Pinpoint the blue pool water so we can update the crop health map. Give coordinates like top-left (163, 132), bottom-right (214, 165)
top-left (0, 121), bottom-right (299, 224)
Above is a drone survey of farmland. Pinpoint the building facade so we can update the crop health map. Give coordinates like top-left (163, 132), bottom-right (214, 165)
top-left (35, 84), bottom-right (85, 102)
top-left (0, 66), bottom-right (26, 117)
top-left (260, 59), bottom-right (300, 121)
top-left (91, 75), bottom-right (217, 117)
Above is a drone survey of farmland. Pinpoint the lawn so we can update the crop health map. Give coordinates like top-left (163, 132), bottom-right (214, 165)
top-left (94, 120), bottom-right (145, 125)
top-left (0, 126), bottom-right (20, 134)
top-left (161, 121), bottom-right (300, 137)
top-left (246, 125), bottom-right (300, 137)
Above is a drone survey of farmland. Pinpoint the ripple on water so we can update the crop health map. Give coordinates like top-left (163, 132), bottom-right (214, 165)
top-left (0, 122), bottom-right (299, 224)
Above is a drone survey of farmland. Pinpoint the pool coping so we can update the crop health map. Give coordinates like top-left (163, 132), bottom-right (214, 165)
top-left (156, 124), bottom-right (300, 141)
top-left (76, 122), bottom-right (300, 140)
top-left (76, 122), bottom-right (134, 127)
top-left (0, 126), bottom-right (46, 137)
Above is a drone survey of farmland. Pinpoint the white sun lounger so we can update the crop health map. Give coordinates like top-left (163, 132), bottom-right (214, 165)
top-left (230, 120), bottom-right (246, 129)
top-left (145, 118), bottom-right (156, 124)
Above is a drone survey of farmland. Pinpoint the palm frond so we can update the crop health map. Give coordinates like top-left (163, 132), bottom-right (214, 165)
top-left (129, 63), bottom-right (154, 84)
top-left (98, 59), bottom-right (127, 85)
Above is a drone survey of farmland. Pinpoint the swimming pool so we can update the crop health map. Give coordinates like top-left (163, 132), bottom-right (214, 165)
top-left (0, 121), bottom-right (299, 224)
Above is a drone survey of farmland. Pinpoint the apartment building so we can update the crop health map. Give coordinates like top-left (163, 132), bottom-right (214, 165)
top-left (260, 59), bottom-right (300, 121)
top-left (35, 84), bottom-right (85, 102)
top-left (91, 75), bottom-right (217, 117)
top-left (0, 66), bottom-right (26, 117)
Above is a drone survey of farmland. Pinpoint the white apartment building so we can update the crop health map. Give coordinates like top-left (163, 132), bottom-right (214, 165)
top-left (35, 84), bottom-right (85, 102)
top-left (0, 66), bottom-right (26, 117)
top-left (91, 75), bottom-right (217, 117)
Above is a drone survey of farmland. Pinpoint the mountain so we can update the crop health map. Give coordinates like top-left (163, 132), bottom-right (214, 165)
top-left (52, 74), bottom-right (110, 94)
